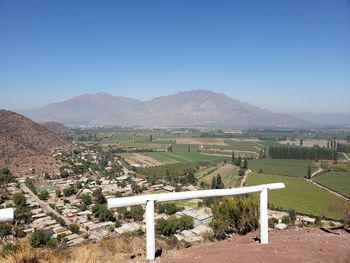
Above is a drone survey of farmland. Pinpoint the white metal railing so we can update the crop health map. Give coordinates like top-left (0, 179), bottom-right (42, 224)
top-left (107, 183), bottom-right (285, 261)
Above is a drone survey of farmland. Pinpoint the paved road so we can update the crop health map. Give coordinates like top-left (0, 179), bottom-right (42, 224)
top-left (20, 183), bottom-right (73, 226)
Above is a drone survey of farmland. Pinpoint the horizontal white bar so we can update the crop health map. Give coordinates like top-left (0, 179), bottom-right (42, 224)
top-left (107, 183), bottom-right (284, 208)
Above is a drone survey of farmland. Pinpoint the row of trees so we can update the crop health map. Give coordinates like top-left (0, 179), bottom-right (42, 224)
top-left (336, 143), bottom-right (350, 153)
top-left (268, 145), bottom-right (337, 160)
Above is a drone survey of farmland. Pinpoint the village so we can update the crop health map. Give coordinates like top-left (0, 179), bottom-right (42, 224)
top-left (0, 144), bottom-right (218, 249)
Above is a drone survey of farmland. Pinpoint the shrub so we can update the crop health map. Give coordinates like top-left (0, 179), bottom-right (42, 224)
top-left (0, 224), bottom-right (11, 238)
top-left (268, 218), bottom-right (278, 228)
top-left (13, 194), bottom-right (27, 207)
top-left (31, 230), bottom-right (50, 247)
top-left (281, 215), bottom-right (291, 225)
top-left (63, 186), bottom-right (76, 196)
top-left (210, 195), bottom-right (259, 240)
top-left (156, 215), bottom-right (193, 236)
top-left (157, 203), bottom-right (183, 215)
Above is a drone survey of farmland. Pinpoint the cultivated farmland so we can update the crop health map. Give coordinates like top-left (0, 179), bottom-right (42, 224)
top-left (246, 172), bottom-right (349, 220)
top-left (248, 159), bottom-right (318, 177)
top-left (313, 171), bottom-right (350, 198)
top-left (142, 152), bottom-right (230, 163)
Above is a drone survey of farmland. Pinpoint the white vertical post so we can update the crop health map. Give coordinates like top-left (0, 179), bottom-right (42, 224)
top-left (260, 188), bottom-right (268, 244)
top-left (146, 200), bottom-right (155, 261)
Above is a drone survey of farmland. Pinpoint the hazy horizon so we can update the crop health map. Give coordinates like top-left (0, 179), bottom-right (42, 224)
top-left (1, 1), bottom-right (349, 114)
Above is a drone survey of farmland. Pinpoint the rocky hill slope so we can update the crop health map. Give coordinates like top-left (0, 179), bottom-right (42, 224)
top-left (0, 110), bottom-right (73, 176)
top-left (41, 121), bottom-right (71, 136)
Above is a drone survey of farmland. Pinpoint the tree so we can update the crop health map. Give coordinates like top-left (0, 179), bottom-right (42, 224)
top-left (128, 205), bottom-right (144, 221)
top-left (63, 186), bottom-right (76, 197)
top-left (68, 224), bottom-right (80, 234)
top-left (92, 188), bottom-right (106, 204)
top-left (15, 205), bottom-right (31, 224)
top-left (56, 189), bottom-right (62, 198)
top-left (234, 156), bottom-right (242, 167)
top-left (300, 139), bottom-right (303, 146)
top-left (0, 168), bottom-right (16, 186)
top-left (149, 134), bottom-right (153, 142)
top-left (216, 174), bottom-right (224, 189)
top-left (211, 176), bottom-right (216, 189)
top-left (38, 190), bottom-right (49, 200)
top-left (13, 194), bottom-right (27, 207)
top-left (80, 194), bottom-right (92, 205)
top-left (231, 151), bottom-right (235, 163)
top-left (31, 230), bottom-right (50, 247)
top-left (186, 171), bottom-right (196, 184)
top-left (131, 183), bottom-right (142, 194)
top-left (188, 146), bottom-right (191, 153)
top-left (0, 224), bottom-right (11, 238)
top-left (307, 165), bottom-right (312, 179)
top-left (242, 158), bottom-right (248, 169)
top-left (157, 203), bottom-right (183, 215)
top-left (156, 215), bottom-right (193, 236)
top-left (91, 204), bottom-right (115, 222)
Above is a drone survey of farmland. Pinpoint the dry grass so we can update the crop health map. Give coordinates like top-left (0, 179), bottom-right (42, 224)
top-left (1, 235), bottom-right (182, 263)
top-left (1, 237), bottom-right (145, 263)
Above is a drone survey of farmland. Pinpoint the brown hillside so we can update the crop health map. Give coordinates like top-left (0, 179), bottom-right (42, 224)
top-left (0, 110), bottom-right (73, 177)
top-left (41, 121), bottom-right (71, 135)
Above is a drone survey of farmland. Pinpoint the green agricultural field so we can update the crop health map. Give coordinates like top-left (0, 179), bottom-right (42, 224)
top-left (313, 171), bottom-right (350, 198)
top-left (248, 159), bottom-right (318, 177)
top-left (198, 164), bottom-right (239, 188)
top-left (246, 172), bottom-right (349, 220)
top-left (143, 152), bottom-right (230, 163)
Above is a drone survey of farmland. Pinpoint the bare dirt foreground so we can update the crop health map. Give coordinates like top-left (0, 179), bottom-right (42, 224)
top-left (159, 228), bottom-right (350, 263)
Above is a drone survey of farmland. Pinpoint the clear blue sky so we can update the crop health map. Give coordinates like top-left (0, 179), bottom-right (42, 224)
top-left (0, 0), bottom-right (349, 113)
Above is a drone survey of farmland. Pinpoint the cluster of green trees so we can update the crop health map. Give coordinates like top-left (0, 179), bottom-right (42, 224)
top-left (210, 195), bottom-right (259, 240)
top-left (142, 162), bottom-right (200, 185)
top-left (91, 204), bottom-right (115, 222)
top-left (0, 168), bottom-right (16, 185)
top-left (30, 229), bottom-right (59, 248)
top-left (336, 143), bottom-right (350, 153)
top-left (211, 174), bottom-right (225, 189)
top-left (117, 205), bottom-right (144, 221)
top-left (156, 215), bottom-right (193, 236)
top-left (156, 203), bottom-right (183, 215)
top-left (268, 145), bottom-right (337, 160)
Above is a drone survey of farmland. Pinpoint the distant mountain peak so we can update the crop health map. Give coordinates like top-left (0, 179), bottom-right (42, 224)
top-left (18, 90), bottom-right (309, 128)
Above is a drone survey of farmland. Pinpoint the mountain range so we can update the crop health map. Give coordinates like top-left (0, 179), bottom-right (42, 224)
top-left (19, 90), bottom-right (308, 128)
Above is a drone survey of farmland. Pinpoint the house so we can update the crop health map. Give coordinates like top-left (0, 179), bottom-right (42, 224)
top-left (163, 185), bottom-right (176, 192)
top-left (114, 222), bottom-right (141, 234)
top-left (179, 208), bottom-right (213, 225)
top-left (0, 208), bottom-right (14, 222)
